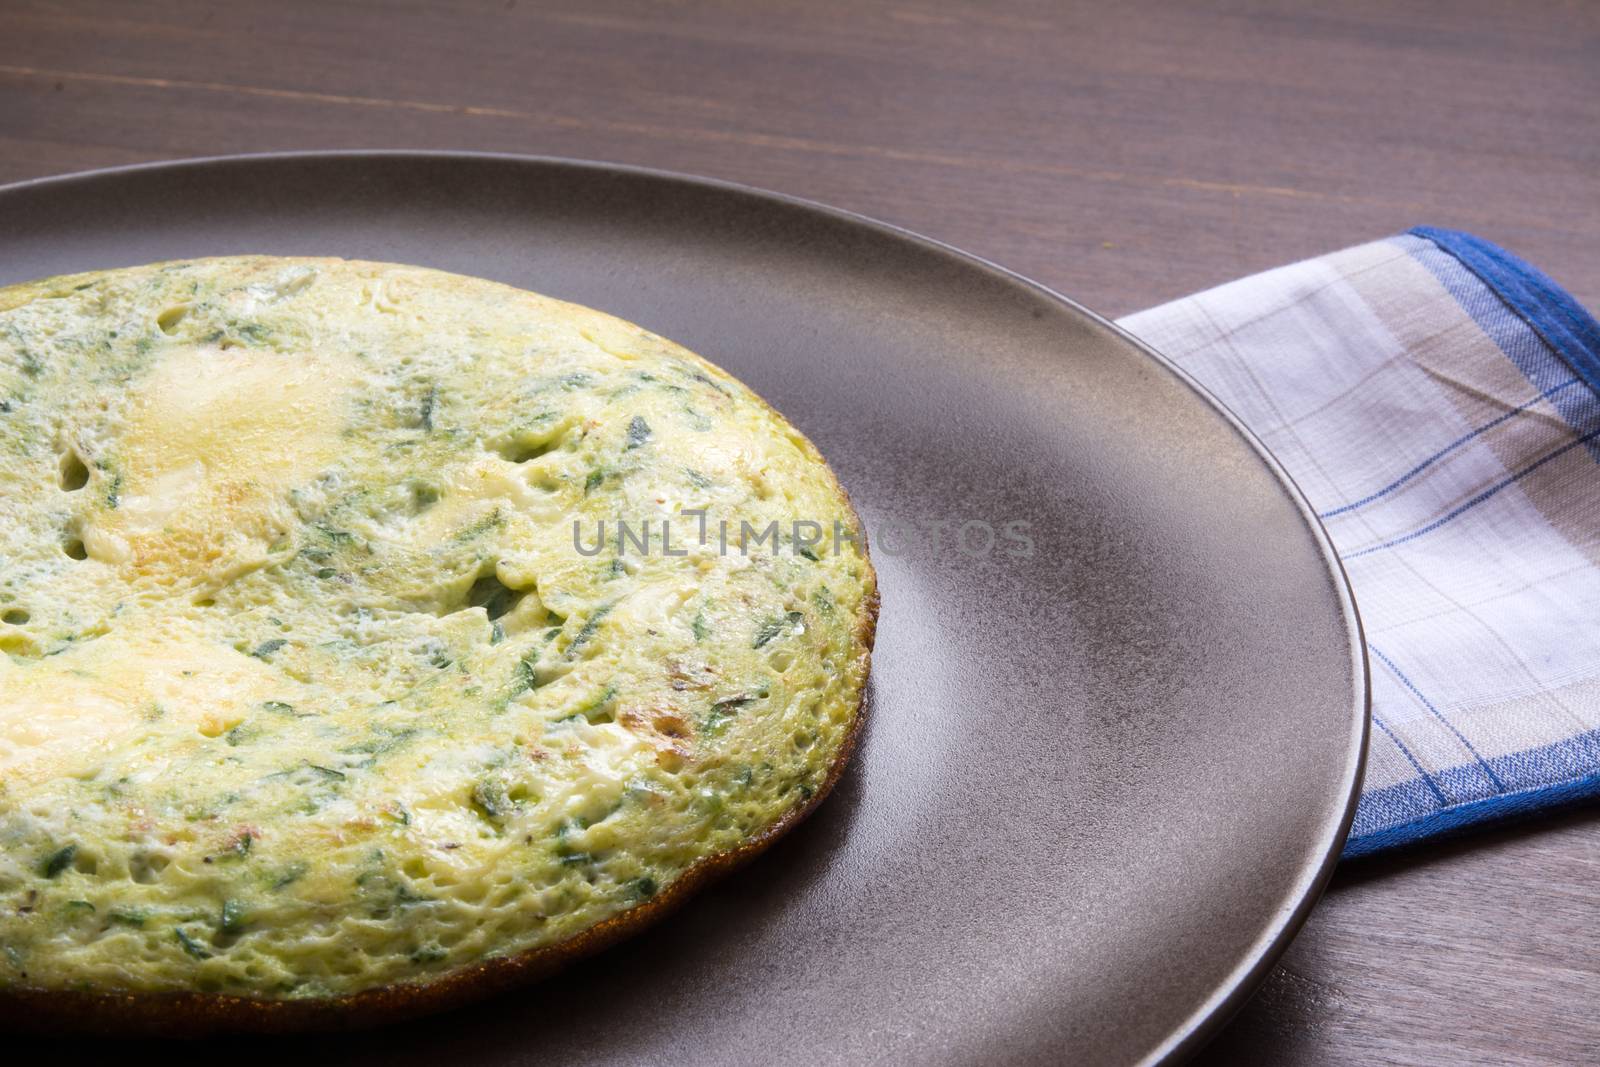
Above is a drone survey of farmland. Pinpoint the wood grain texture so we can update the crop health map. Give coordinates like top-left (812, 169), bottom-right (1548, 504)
top-left (0, 1), bottom-right (1597, 1062)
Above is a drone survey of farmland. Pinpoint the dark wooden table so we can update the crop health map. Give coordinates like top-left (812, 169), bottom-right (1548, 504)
top-left (3, 2), bottom-right (1597, 1062)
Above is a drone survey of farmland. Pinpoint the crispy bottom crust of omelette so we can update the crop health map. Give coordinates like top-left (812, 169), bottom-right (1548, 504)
top-left (0, 257), bottom-right (877, 1034)
top-left (0, 590), bottom-right (874, 1036)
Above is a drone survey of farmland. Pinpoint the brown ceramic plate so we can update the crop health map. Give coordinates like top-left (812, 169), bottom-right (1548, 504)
top-left (0, 153), bottom-right (1366, 1065)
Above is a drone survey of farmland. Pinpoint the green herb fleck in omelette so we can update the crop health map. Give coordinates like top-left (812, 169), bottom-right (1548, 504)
top-left (0, 257), bottom-right (875, 1022)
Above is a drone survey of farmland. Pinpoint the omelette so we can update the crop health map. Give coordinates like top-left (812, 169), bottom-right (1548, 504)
top-left (0, 257), bottom-right (876, 1031)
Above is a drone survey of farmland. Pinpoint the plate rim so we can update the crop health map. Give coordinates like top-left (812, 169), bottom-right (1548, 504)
top-left (0, 150), bottom-right (1371, 1065)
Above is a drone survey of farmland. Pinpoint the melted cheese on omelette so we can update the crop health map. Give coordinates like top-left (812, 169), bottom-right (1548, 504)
top-left (0, 257), bottom-right (874, 1000)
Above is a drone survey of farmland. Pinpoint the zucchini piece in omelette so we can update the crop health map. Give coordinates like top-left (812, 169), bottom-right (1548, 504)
top-left (0, 257), bottom-right (876, 1032)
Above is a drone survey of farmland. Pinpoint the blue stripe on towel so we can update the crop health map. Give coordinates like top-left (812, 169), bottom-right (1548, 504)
top-left (1316, 377), bottom-right (1584, 520)
top-left (1347, 724), bottom-right (1600, 857)
top-left (1410, 227), bottom-right (1600, 397)
top-left (1406, 230), bottom-right (1600, 452)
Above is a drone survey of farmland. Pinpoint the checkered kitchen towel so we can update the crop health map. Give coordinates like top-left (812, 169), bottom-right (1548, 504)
top-left (1117, 228), bottom-right (1600, 859)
